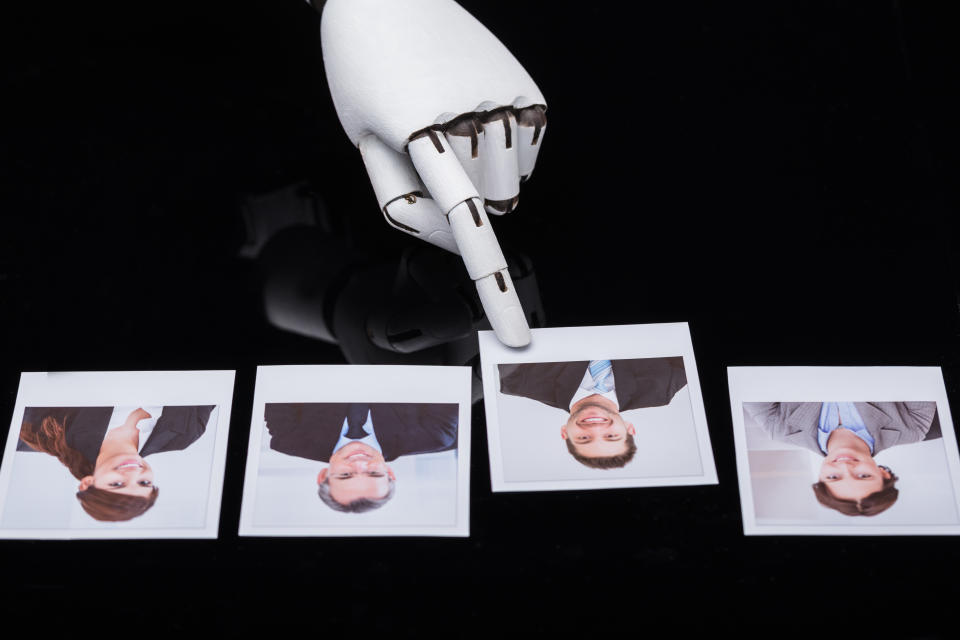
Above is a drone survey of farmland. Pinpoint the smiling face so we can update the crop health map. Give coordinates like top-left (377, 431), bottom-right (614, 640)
top-left (818, 448), bottom-right (891, 502)
top-left (318, 442), bottom-right (395, 506)
top-left (561, 395), bottom-right (636, 459)
top-left (78, 454), bottom-right (155, 497)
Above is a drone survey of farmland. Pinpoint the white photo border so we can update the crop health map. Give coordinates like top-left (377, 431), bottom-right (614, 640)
top-left (0, 370), bottom-right (236, 540)
top-left (478, 322), bottom-right (717, 492)
top-left (238, 365), bottom-right (472, 537)
top-left (728, 366), bottom-right (960, 535)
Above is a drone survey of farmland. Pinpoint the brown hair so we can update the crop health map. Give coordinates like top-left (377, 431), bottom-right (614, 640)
top-left (77, 486), bottom-right (160, 521)
top-left (812, 465), bottom-right (899, 516)
top-left (565, 434), bottom-right (638, 469)
top-left (20, 413), bottom-right (94, 480)
top-left (20, 413), bottom-right (159, 522)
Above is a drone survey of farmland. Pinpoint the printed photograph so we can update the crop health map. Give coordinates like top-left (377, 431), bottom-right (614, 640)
top-left (479, 324), bottom-right (716, 491)
top-left (0, 371), bottom-right (235, 539)
top-left (239, 366), bottom-right (471, 536)
top-left (729, 367), bottom-right (960, 535)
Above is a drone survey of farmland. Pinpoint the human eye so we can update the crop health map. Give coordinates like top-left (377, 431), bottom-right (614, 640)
top-left (138, 480), bottom-right (152, 487)
top-left (825, 474), bottom-right (839, 481)
top-left (366, 471), bottom-right (385, 478)
top-left (857, 473), bottom-right (872, 479)
top-left (109, 481), bottom-right (125, 488)
top-left (335, 472), bottom-right (353, 479)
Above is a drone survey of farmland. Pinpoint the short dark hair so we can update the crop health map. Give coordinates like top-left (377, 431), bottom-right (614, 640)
top-left (565, 434), bottom-right (637, 469)
top-left (317, 477), bottom-right (396, 513)
top-left (812, 465), bottom-right (899, 516)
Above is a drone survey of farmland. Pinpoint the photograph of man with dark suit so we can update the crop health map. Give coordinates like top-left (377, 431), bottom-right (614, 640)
top-left (498, 357), bottom-right (688, 469)
top-left (744, 401), bottom-right (941, 516)
top-left (264, 402), bottom-right (458, 513)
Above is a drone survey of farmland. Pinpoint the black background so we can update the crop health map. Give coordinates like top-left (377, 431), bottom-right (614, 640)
top-left (2, 0), bottom-right (959, 634)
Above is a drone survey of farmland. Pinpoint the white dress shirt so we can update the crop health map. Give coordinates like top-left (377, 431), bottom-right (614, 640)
top-left (105, 406), bottom-right (164, 451)
top-left (332, 408), bottom-right (384, 455)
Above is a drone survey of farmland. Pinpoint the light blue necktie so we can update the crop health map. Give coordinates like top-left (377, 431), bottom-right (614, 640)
top-left (588, 359), bottom-right (613, 393)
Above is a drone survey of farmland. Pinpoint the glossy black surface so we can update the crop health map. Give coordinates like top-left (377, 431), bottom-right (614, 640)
top-left (2, 0), bottom-right (958, 633)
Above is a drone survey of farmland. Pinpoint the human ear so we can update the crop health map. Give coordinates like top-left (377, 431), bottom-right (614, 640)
top-left (317, 468), bottom-right (328, 484)
top-left (387, 467), bottom-right (396, 481)
top-left (560, 426), bottom-right (568, 440)
top-left (78, 476), bottom-right (94, 491)
top-left (880, 467), bottom-right (892, 480)
top-left (626, 423), bottom-right (635, 435)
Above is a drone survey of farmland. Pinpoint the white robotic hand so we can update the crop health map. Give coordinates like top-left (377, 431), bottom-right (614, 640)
top-left (320, 0), bottom-right (547, 347)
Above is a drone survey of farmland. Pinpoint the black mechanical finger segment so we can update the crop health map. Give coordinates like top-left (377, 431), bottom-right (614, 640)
top-left (464, 198), bottom-right (484, 227)
top-left (484, 196), bottom-right (519, 215)
top-left (441, 113), bottom-right (484, 158)
top-left (494, 271), bottom-right (508, 293)
top-left (382, 191), bottom-right (427, 234)
top-left (409, 102), bottom-right (547, 155)
top-left (383, 211), bottom-right (420, 235)
top-left (383, 190), bottom-right (426, 208)
top-left (407, 125), bottom-right (446, 154)
top-left (478, 106), bottom-right (516, 149)
top-left (475, 103), bottom-right (547, 145)
top-left (515, 104), bottom-right (546, 145)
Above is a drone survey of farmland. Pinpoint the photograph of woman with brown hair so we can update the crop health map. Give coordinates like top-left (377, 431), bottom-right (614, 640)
top-left (17, 404), bottom-right (214, 522)
top-left (730, 367), bottom-right (960, 536)
top-left (744, 401), bottom-right (941, 517)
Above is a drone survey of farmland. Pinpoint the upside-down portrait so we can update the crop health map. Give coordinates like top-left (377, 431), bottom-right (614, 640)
top-left (263, 401), bottom-right (458, 514)
top-left (479, 323), bottom-right (717, 492)
top-left (745, 401), bottom-right (941, 517)
top-left (239, 364), bottom-right (471, 537)
top-left (498, 357), bottom-right (689, 469)
top-left (16, 405), bottom-right (214, 522)
top-left (729, 365), bottom-right (960, 535)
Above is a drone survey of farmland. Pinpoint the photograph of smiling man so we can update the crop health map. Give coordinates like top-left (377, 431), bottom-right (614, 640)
top-left (264, 402), bottom-right (457, 513)
top-left (498, 358), bottom-right (687, 469)
top-left (239, 364), bottom-right (472, 537)
top-left (479, 324), bottom-right (716, 492)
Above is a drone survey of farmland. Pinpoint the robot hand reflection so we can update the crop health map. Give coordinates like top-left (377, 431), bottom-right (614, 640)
top-left (240, 183), bottom-right (544, 402)
top-left (315, 0), bottom-right (547, 347)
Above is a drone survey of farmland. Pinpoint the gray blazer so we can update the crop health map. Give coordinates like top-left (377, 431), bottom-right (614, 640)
top-left (743, 402), bottom-right (940, 456)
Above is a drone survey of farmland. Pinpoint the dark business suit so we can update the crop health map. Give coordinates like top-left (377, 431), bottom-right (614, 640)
top-left (497, 357), bottom-right (688, 412)
top-left (263, 402), bottom-right (458, 462)
top-left (743, 402), bottom-right (941, 456)
top-left (18, 405), bottom-right (215, 465)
